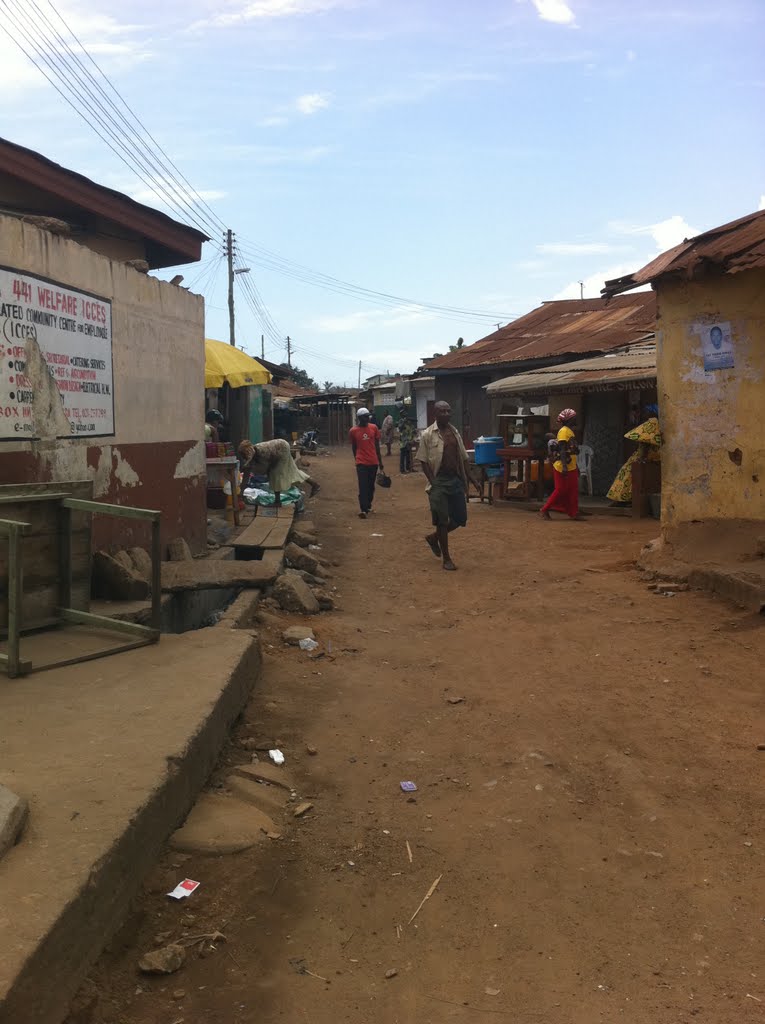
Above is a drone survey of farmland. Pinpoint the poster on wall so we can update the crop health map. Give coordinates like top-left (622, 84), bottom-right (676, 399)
top-left (700, 320), bottom-right (735, 371)
top-left (0, 265), bottom-right (114, 440)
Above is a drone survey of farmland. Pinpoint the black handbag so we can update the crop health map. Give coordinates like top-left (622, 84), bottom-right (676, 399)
top-left (377, 471), bottom-right (392, 488)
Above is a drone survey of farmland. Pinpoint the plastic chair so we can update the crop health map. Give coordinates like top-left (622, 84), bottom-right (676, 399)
top-left (578, 444), bottom-right (594, 494)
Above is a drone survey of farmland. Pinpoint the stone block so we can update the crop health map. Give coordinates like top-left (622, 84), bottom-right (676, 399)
top-left (283, 625), bottom-right (316, 645)
top-left (284, 542), bottom-right (320, 576)
top-left (128, 546), bottom-right (153, 582)
top-left (92, 551), bottom-right (150, 601)
top-left (273, 574), bottom-right (320, 614)
top-left (167, 538), bottom-right (193, 562)
top-left (0, 785), bottom-right (28, 860)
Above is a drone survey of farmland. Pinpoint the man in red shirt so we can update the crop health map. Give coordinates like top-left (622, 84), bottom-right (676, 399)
top-left (349, 407), bottom-right (383, 519)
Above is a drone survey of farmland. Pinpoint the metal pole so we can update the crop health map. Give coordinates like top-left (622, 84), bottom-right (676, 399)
top-left (261, 334), bottom-right (265, 360)
top-left (226, 228), bottom-right (236, 346)
top-left (286, 336), bottom-right (291, 367)
top-left (151, 517), bottom-right (162, 633)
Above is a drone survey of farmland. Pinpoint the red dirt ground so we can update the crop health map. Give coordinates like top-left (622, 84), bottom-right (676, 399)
top-left (79, 450), bottom-right (765, 1024)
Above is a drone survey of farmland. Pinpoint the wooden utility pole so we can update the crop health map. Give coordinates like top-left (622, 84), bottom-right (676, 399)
top-left (286, 336), bottom-right (292, 367)
top-left (261, 334), bottom-right (265, 360)
top-left (358, 360), bottom-right (362, 389)
top-left (226, 228), bottom-right (235, 346)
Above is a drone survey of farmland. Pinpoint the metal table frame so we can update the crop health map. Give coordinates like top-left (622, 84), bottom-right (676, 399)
top-left (0, 494), bottom-right (161, 679)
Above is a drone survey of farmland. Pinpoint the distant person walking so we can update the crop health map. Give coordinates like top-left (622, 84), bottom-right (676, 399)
top-left (380, 413), bottom-right (395, 456)
top-left (349, 407), bottom-right (383, 519)
top-left (540, 409), bottom-right (582, 521)
top-left (398, 413), bottom-right (416, 474)
top-left (416, 401), bottom-right (477, 571)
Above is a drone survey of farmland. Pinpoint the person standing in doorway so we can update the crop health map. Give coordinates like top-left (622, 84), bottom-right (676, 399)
top-left (416, 401), bottom-right (477, 571)
top-left (540, 409), bottom-right (582, 520)
top-left (349, 407), bottom-right (383, 519)
top-left (380, 413), bottom-right (395, 456)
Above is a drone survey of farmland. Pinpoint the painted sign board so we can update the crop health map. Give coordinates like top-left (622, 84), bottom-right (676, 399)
top-left (0, 265), bottom-right (114, 440)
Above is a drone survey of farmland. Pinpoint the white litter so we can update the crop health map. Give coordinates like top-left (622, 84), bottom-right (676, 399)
top-left (299, 638), bottom-right (319, 651)
top-left (269, 749), bottom-right (285, 765)
top-left (167, 878), bottom-right (200, 900)
top-left (371, 533), bottom-right (383, 537)
top-left (308, 544), bottom-right (322, 550)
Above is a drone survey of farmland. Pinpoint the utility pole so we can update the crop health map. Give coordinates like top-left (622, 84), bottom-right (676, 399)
top-left (358, 360), bottom-right (362, 389)
top-left (286, 336), bottom-right (292, 367)
top-left (579, 280), bottom-right (584, 300)
top-left (261, 334), bottom-right (264, 360)
top-left (226, 228), bottom-right (235, 346)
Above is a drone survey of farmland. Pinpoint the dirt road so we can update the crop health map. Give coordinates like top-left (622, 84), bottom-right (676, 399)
top-left (85, 451), bottom-right (765, 1024)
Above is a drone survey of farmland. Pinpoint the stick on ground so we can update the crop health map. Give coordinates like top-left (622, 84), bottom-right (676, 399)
top-left (408, 874), bottom-right (442, 925)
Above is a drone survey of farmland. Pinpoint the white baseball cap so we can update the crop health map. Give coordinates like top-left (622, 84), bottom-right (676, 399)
top-left (357, 407), bottom-right (370, 416)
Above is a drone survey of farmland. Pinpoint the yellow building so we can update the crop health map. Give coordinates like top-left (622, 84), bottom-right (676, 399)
top-left (603, 210), bottom-right (765, 554)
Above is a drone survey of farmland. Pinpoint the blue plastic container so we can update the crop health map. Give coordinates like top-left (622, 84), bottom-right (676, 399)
top-left (473, 436), bottom-right (503, 465)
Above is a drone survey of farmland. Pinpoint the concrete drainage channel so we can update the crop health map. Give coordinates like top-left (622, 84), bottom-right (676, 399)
top-left (160, 587), bottom-right (241, 633)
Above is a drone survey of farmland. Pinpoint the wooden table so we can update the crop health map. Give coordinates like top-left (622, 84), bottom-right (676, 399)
top-left (206, 457), bottom-right (240, 526)
top-left (498, 447), bottom-right (546, 501)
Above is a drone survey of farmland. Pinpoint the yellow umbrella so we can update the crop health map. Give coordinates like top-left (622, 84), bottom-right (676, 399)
top-left (205, 338), bottom-right (272, 388)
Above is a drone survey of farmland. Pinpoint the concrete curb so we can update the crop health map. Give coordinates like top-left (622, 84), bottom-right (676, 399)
top-left (0, 636), bottom-right (262, 1024)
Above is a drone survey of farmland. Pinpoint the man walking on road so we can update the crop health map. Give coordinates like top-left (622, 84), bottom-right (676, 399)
top-left (416, 401), bottom-right (476, 570)
top-left (349, 407), bottom-right (383, 519)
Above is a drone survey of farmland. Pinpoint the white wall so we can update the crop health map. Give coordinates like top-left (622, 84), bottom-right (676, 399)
top-left (415, 384), bottom-right (435, 429)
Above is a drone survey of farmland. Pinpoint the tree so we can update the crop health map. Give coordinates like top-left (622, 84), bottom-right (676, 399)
top-left (281, 363), bottom-right (318, 390)
top-left (448, 337), bottom-right (465, 352)
top-left (323, 380), bottom-right (334, 392)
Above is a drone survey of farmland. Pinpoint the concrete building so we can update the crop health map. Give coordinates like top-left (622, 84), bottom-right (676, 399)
top-left (603, 209), bottom-right (765, 549)
top-left (0, 138), bottom-right (208, 552)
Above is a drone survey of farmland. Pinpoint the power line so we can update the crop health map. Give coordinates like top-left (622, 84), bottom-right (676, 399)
top-left (0, 0), bottom-right (217, 237)
top-left (3, 4), bottom-right (517, 336)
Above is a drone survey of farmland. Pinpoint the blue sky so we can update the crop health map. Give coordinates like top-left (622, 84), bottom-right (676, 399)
top-left (1, 0), bottom-right (763, 385)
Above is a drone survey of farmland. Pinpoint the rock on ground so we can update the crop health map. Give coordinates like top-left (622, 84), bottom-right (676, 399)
top-left (284, 542), bottom-right (321, 576)
top-left (128, 546), bottom-right (153, 581)
top-left (283, 625), bottom-right (316, 645)
top-left (167, 537), bottom-right (193, 561)
top-left (91, 551), bottom-right (149, 601)
top-left (273, 574), bottom-right (320, 614)
top-left (138, 944), bottom-right (186, 975)
top-left (0, 785), bottom-right (28, 860)
top-left (290, 529), bottom-right (319, 549)
top-left (170, 794), bottom-right (277, 854)
top-left (312, 589), bottom-right (335, 612)
top-left (230, 762), bottom-right (296, 792)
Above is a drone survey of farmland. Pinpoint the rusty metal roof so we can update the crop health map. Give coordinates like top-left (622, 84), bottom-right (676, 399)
top-left (0, 136), bottom-right (208, 268)
top-left (486, 344), bottom-right (656, 397)
top-left (602, 209), bottom-right (765, 297)
top-left (425, 292), bottom-right (656, 372)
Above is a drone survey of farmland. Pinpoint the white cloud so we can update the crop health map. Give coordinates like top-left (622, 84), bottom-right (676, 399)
top-left (529, 0), bottom-right (576, 25)
top-left (648, 214), bottom-right (697, 250)
top-left (194, 0), bottom-right (351, 29)
top-left (260, 115), bottom-right (289, 127)
top-left (537, 241), bottom-right (620, 256)
top-left (122, 175), bottom-right (226, 209)
top-left (609, 214), bottom-right (699, 252)
top-left (626, 49), bottom-right (637, 61)
top-left (0, 6), bottom-right (152, 96)
top-left (218, 143), bottom-right (333, 164)
top-left (296, 92), bottom-right (331, 114)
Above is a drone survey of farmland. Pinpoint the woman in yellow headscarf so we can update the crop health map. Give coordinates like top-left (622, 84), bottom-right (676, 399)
top-left (607, 408), bottom-right (662, 504)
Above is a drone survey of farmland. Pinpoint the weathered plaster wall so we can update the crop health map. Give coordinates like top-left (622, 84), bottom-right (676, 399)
top-left (657, 269), bottom-right (765, 541)
top-left (0, 216), bottom-right (206, 551)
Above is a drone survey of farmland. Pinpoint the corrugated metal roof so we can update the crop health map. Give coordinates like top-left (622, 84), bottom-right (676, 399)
top-left (486, 344), bottom-right (656, 397)
top-left (603, 209), bottom-right (765, 296)
top-left (426, 292), bottom-right (656, 371)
